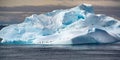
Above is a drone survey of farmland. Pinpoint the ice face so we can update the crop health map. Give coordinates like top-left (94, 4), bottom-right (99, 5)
top-left (0, 4), bottom-right (120, 44)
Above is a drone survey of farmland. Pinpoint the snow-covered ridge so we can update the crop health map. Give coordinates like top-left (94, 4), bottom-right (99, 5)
top-left (0, 4), bottom-right (120, 44)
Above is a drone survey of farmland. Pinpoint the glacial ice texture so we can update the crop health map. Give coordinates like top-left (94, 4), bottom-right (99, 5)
top-left (0, 3), bottom-right (120, 44)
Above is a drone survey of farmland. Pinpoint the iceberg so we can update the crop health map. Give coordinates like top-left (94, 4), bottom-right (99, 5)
top-left (0, 3), bottom-right (120, 44)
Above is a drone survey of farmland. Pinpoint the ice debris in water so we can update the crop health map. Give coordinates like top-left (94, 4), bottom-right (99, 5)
top-left (0, 3), bottom-right (120, 44)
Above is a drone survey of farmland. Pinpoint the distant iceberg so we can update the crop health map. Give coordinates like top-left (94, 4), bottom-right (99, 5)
top-left (0, 3), bottom-right (120, 44)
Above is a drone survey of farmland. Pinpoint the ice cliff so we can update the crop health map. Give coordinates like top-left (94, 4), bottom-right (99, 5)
top-left (0, 4), bottom-right (120, 44)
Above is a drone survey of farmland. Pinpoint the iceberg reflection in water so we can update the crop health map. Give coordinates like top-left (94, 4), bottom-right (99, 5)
top-left (0, 44), bottom-right (120, 60)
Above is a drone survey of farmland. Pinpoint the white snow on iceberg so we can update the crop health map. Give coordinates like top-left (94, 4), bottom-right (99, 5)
top-left (0, 4), bottom-right (120, 44)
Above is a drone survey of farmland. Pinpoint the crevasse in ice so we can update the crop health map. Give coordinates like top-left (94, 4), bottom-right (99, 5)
top-left (0, 3), bottom-right (120, 44)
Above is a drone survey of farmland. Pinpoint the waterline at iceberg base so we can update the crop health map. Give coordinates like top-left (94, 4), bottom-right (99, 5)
top-left (0, 4), bottom-right (120, 44)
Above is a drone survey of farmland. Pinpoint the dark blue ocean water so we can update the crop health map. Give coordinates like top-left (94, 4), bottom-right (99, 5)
top-left (0, 44), bottom-right (120, 60)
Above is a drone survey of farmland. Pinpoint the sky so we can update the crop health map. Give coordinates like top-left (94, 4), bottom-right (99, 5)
top-left (0, 0), bottom-right (120, 24)
top-left (0, 0), bottom-right (120, 7)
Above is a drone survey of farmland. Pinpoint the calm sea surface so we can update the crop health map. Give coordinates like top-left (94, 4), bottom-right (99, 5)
top-left (0, 44), bottom-right (120, 60)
